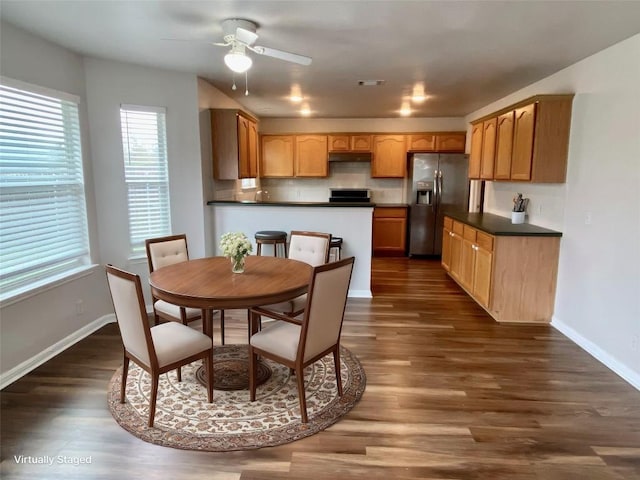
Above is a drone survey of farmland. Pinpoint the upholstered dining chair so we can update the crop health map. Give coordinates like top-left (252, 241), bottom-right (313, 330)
top-left (248, 256), bottom-right (355, 423)
top-left (145, 234), bottom-right (226, 343)
top-left (105, 264), bottom-right (213, 427)
top-left (259, 230), bottom-right (332, 317)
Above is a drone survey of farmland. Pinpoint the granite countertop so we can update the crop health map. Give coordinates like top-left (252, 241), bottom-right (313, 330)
top-left (443, 210), bottom-right (562, 237)
top-left (207, 200), bottom-right (375, 207)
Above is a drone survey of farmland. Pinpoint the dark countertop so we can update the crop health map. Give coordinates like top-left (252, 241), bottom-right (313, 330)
top-left (207, 200), bottom-right (375, 208)
top-left (443, 210), bottom-right (562, 237)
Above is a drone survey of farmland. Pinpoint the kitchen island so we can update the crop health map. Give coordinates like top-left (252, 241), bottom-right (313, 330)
top-left (207, 200), bottom-right (373, 297)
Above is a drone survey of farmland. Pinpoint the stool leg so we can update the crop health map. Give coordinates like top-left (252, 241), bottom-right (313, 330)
top-left (272, 241), bottom-right (277, 257)
top-left (257, 242), bottom-right (262, 256)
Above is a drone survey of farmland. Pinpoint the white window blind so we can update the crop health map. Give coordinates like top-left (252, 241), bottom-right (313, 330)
top-left (0, 80), bottom-right (90, 297)
top-left (120, 106), bottom-right (171, 255)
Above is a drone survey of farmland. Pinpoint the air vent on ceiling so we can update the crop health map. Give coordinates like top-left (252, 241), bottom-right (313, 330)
top-left (358, 80), bottom-right (385, 86)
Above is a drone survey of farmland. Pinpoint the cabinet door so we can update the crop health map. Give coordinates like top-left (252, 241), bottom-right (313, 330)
top-left (351, 135), bottom-right (372, 151)
top-left (237, 116), bottom-right (258, 178)
top-left (511, 103), bottom-right (536, 181)
top-left (260, 135), bottom-right (294, 177)
top-left (442, 229), bottom-right (452, 271)
top-left (295, 135), bottom-right (328, 177)
top-left (372, 135), bottom-right (407, 178)
top-left (494, 111), bottom-right (514, 180)
top-left (473, 246), bottom-right (493, 308)
top-left (328, 135), bottom-right (350, 151)
top-left (480, 118), bottom-right (497, 180)
top-left (468, 123), bottom-right (483, 179)
top-left (436, 133), bottom-right (466, 152)
top-left (449, 233), bottom-right (463, 280)
top-left (460, 239), bottom-right (475, 291)
top-left (408, 134), bottom-right (436, 152)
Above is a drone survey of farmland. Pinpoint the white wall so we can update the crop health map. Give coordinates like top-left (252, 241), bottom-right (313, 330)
top-left (466, 34), bottom-right (640, 387)
top-left (84, 58), bottom-right (205, 303)
top-left (0, 22), bottom-right (113, 384)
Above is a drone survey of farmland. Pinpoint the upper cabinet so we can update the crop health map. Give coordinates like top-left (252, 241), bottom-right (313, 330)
top-left (469, 94), bottom-right (574, 182)
top-left (211, 109), bottom-right (258, 179)
top-left (372, 135), bottom-right (407, 178)
top-left (260, 135), bottom-right (294, 177)
top-left (328, 134), bottom-right (372, 152)
top-left (480, 118), bottom-right (497, 180)
top-left (295, 135), bottom-right (328, 177)
top-left (407, 132), bottom-right (466, 153)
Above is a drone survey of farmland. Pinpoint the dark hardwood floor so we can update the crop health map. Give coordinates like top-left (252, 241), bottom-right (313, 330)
top-left (2, 257), bottom-right (639, 479)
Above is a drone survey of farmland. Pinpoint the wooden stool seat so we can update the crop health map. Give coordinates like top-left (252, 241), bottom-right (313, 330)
top-left (255, 230), bottom-right (288, 257)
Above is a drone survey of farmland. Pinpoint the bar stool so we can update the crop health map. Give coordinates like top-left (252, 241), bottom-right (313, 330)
top-left (255, 230), bottom-right (288, 257)
top-left (329, 236), bottom-right (343, 262)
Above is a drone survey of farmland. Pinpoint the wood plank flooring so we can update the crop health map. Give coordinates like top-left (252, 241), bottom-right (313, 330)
top-left (2, 257), bottom-right (639, 479)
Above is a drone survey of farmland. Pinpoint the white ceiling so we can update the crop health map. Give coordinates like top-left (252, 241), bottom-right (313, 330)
top-left (2, 1), bottom-right (640, 119)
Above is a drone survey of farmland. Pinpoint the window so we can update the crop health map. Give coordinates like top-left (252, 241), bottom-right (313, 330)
top-left (0, 78), bottom-right (90, 298)
top-left (120, 105), bottom-right (171, 256)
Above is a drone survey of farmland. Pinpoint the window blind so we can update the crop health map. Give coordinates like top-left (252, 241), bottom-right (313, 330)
top-left (0, 79), bottom-right (89, 298)
top-left (0, 81), bottom-right (89, 296)
top-left (120, 106), bottom-right (171, 255)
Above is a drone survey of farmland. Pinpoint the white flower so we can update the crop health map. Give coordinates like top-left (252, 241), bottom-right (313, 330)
top-left (219, 232), bottom-right (253, 259)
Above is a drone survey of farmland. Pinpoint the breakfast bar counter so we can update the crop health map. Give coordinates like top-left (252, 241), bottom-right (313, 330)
top-left (443, 211), bottom-right (562, 237)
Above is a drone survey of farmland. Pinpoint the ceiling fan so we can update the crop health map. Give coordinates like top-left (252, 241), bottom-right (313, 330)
top-left (214, 18), bottom-right (312, 74)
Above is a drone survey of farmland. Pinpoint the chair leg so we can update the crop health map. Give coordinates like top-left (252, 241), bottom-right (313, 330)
top-left (295, 366), bottom-right (308, 423)
top-left (176, 367), bottom-right (182, 382)
top-left (205, 351), bottom-right (214, 403)
top-left (149, 374), bottom-right (159, 427)
top-left (249, 346), bottom-right (258, 401)
top-left (220, 310), bottom-right (225, 345)
top-left (153, 312), bottom-right (160, 326)
top-left (120, 354), bottom-right (129, 403)
top-left (333, 348), bottom-right (343, 396)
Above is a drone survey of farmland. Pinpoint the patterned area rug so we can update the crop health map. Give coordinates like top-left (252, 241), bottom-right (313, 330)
top-left (107, 344), bottom-right (366, 451)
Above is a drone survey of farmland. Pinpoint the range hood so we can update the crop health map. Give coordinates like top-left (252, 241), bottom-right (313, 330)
top-left (328, 152), bottom-right (372, 162)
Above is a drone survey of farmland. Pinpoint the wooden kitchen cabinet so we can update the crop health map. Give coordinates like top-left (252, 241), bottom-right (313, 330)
top-left (211, 109), bottom-right (258, 179)
top-left (328, 134), bottom-right (372, 152)
top-left (435, 132), bottom-right (466, 152)
top-left (469, 94), bottom-right (573, 183)
top-left (372, 135), bottom-right (407, 178)
top-left (480, 118), bottom-right (497, 180)
top-left (372, 206), bottom-right (407, 256)
top-left (295, 135), bottom-right (328, 177)
top-left (468, 123), bottom-right (483, 179)
top-left (260, 135), bottom-right (294, 177)
top-left (407, 133), bottom-right (436, 151)
top-left (442, 215), bottom-right (560, 323)
top-left (494, 111), bottom-right (515, 180)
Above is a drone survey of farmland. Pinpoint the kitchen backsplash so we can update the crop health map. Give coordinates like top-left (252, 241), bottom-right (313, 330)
top-left (217, 162), bottom-right (406, 203)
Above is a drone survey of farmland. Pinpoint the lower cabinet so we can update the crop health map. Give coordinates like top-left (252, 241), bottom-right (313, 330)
top-left (442, 216), bottom-right (560, 323)
top-left (372, 206), bottom-right (407, 256)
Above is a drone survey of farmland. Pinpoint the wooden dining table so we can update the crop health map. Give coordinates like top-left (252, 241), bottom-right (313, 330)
top-left (149, 255), bottom-right (313, 338)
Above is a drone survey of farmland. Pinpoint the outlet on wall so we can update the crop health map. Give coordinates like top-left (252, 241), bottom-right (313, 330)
top-left (632, 335), bottom-right (640, 352)
top-left (75, 299), bottom-right (84, 315)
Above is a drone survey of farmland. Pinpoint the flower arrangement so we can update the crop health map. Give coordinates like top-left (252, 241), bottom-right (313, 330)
top-left (219, 232), bottom-right (252, 273)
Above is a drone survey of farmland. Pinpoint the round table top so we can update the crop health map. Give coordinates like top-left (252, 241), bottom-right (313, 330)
top-left (149, 256), bottom-right (313, 310)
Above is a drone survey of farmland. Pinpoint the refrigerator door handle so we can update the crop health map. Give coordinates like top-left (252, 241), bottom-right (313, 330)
top-left (437, 170), bottom-right (443, 205)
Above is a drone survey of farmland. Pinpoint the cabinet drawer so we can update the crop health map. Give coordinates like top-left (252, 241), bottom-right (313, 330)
top-left (374, 207), bottom-right (407, 218)
top-left (452, 221), bottom-right (464, 235)
top-left (476, 231), bottom-right (494, 251)
top-left (444, 216), bottom-right (453, 230)
top-left (463, 225), bottom-right (477, 242)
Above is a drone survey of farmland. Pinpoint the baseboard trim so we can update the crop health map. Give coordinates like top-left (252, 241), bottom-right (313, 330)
top-left (348, 289), bottom-right (373, 299)
top-left (552, 316), bottom-right (640, 391)
top-left (0, 314), bottom-right (116, 390)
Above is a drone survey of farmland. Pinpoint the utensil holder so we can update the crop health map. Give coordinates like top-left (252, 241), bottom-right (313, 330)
top-left (511, 211), bottom-right (526, 224)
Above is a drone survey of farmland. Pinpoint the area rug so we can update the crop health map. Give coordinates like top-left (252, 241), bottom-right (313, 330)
top-left (107, 344), bottom-right (366, 451)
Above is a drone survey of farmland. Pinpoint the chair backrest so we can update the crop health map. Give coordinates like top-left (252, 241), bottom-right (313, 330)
top-left (145, 234), bottom-right (189, 273)
top-left (105, 265), bottom-right (156, 368)
top-left (288, 231), bottom-right (331, 266)
top-left (299, 257), bottom-right (355, 362)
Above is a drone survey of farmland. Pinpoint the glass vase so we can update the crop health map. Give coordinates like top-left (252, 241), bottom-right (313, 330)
top-left (231, 255), bottom-right (245, 273)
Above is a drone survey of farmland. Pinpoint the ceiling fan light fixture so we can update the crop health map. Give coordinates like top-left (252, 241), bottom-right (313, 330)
top-left (224, 51), bottom-right (252, 73)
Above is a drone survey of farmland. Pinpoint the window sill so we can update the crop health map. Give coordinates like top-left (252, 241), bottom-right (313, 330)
top-left (0, 264), bottom-right (101, 307)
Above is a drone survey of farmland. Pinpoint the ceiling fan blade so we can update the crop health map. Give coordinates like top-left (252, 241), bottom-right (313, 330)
top-left (252, 45), bottom-right (312, 66)
top-left (235, 27), bottom-right (259, 46)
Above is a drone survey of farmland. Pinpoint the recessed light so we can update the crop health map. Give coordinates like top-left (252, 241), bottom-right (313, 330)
top-left (300, 104), bottom-right (311, 116)
top-left (358, 80), bottom-right (385, 86)
top-left (400, 102), bottom-right (411, 117)
top-left (289, 84), bottom-right (303, 103)
top-left (411, 83), bottom-right (427, 103)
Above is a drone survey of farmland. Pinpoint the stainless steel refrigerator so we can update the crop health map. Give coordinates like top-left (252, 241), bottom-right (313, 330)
top-left (408, 153), bottom-right (469, 256)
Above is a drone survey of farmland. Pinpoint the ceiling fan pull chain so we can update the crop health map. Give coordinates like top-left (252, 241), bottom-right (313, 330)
top-left (245, 72), bottom-right (249, 96)
top-left (231, 73), bottom-right (237, 91)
